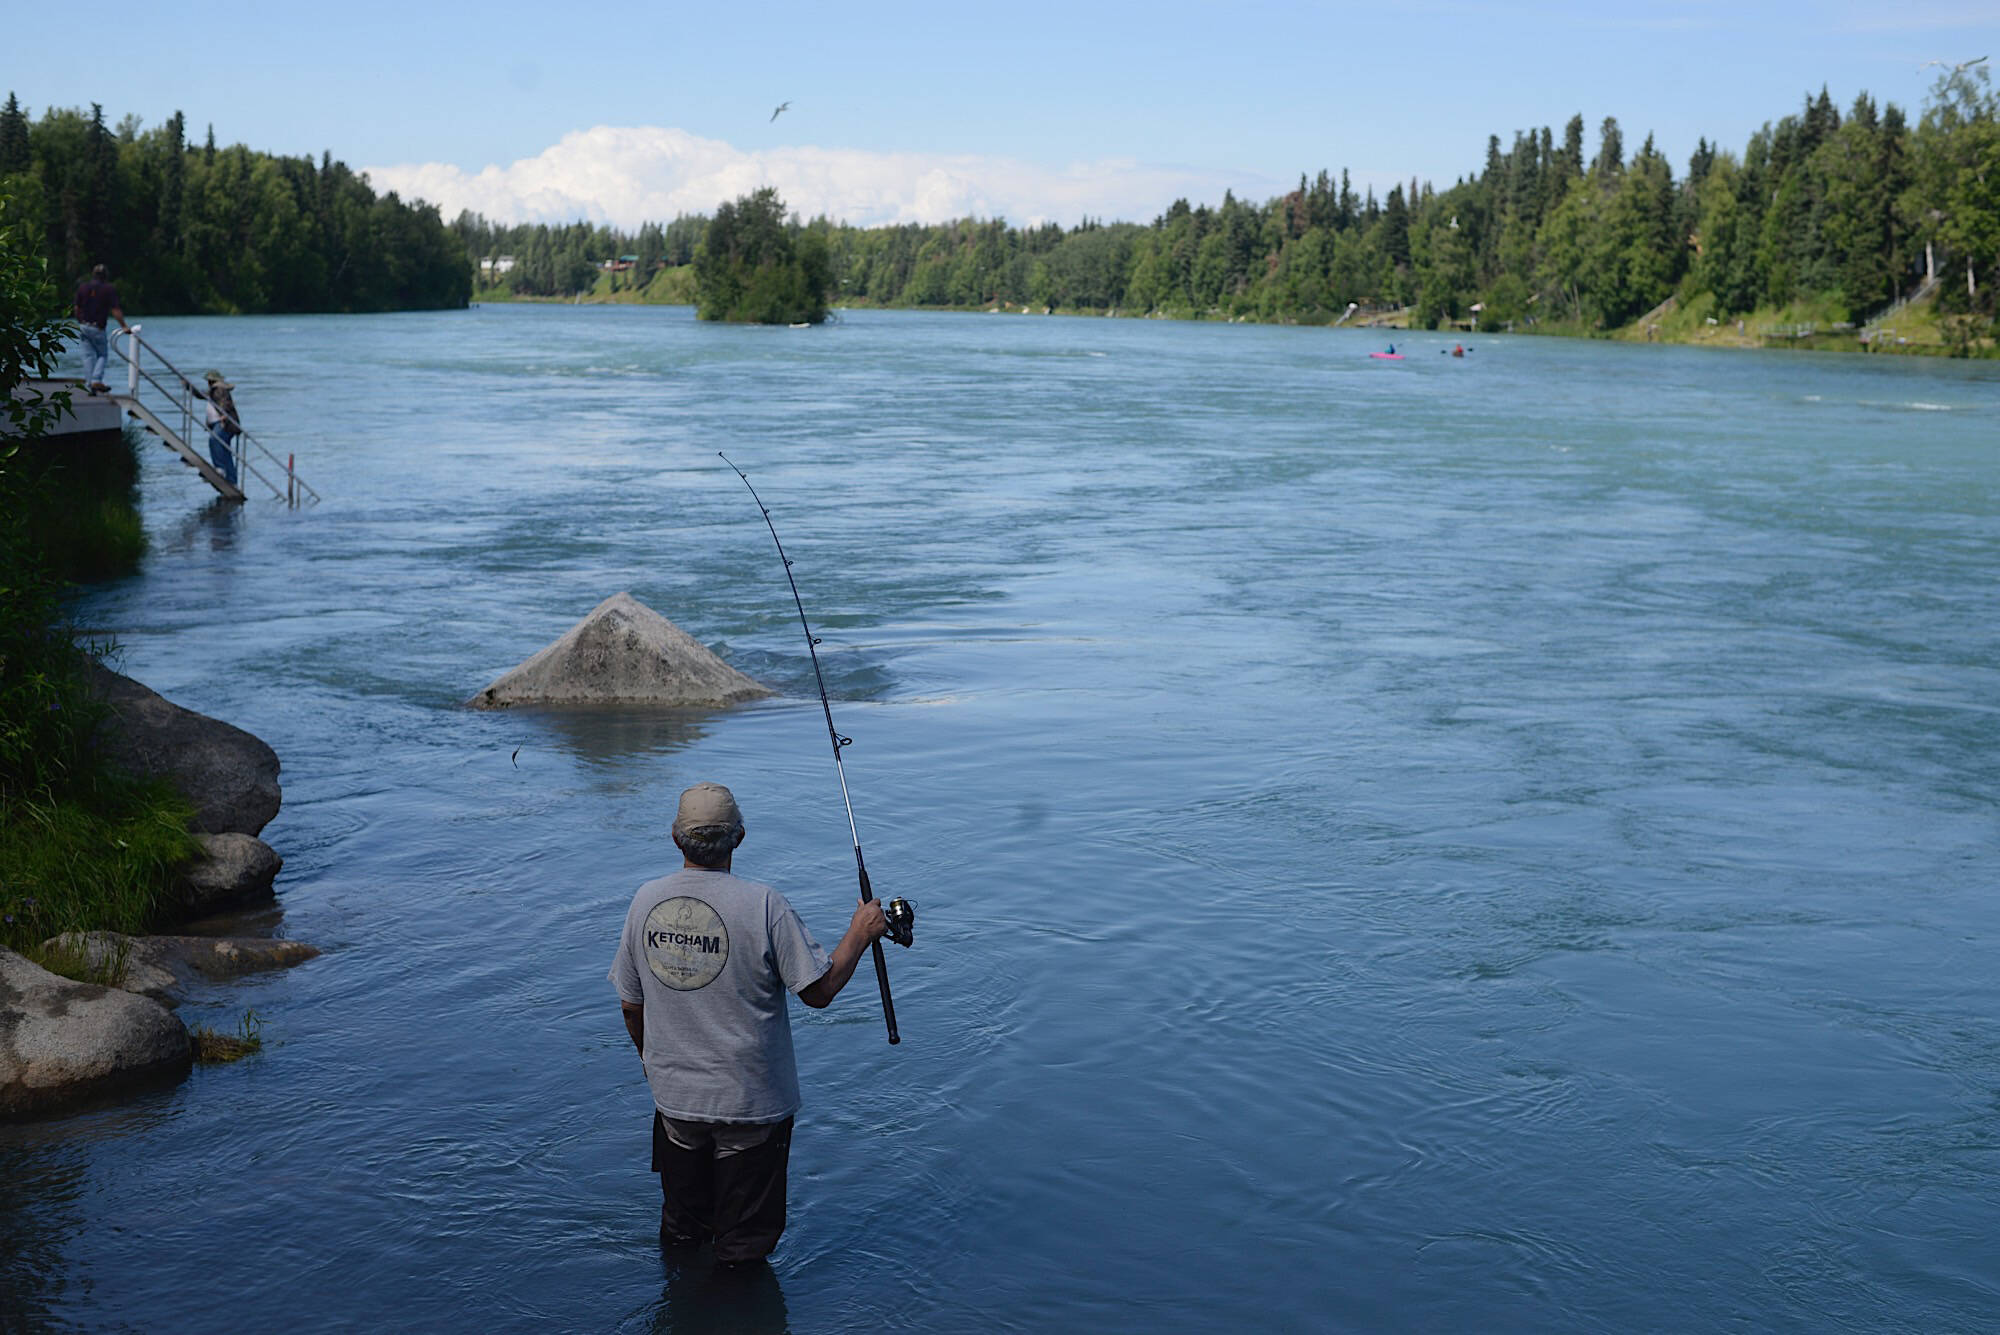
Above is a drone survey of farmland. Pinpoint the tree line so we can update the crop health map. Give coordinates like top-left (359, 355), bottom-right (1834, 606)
top-left (459, 70), bottom-right (1999, 344)
top-left (0, 95), bottom-right (470, 314)
top-left (452, 212), bottom-right (706, 298)
top-left (6, 72), bottom-right (1994, 341)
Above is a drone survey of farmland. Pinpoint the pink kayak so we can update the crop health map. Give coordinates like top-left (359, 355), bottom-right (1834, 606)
top-left (1369, 352), bottom-right (1405, 360)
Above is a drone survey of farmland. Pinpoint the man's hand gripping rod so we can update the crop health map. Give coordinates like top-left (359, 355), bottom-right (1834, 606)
top-left (721, 453), bottom-right (911, 1045)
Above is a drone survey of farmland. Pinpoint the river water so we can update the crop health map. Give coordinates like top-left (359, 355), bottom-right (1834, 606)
top-left (5, 306), bottom-right (1998, 1332)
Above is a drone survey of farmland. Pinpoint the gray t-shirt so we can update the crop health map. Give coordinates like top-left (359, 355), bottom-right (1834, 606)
top-left (609, 867), bottom-right (831, 1123)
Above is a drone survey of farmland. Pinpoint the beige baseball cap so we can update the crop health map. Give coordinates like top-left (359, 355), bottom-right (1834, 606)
top-left (673, 781), bottom-right (742, 836)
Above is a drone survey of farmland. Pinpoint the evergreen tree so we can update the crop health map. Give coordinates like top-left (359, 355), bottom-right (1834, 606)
top-left (1537, 177), bottom-right (1597, 320)
top-left (85, 104), bottom-right (115, 268)
top-left (1687, 136), bottom-right (1716, 188)
top-left (0, 94), bottom-right (28, 176)
top-left (1802, 85), bottom-right (1839, 153)
top-left (1559, 115), bottom-right (1586, 179)
top-left (694, 187), bottom-right (827, 323)
top-left (1592, 116), bottom-right (1624, 179)
top-left (160, 111), bottom-right (185, 253)
top-left (1380, 185), bottom-right (1411, 268)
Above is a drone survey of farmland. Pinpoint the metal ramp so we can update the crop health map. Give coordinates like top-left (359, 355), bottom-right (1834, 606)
top-left (110, 326), bottom-right (319, 506)
top-left (108, 389), bottom-right (245, 500)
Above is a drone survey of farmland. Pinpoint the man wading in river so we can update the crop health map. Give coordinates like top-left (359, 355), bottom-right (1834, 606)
top-left (611, 781), bottom-right (887, 1263)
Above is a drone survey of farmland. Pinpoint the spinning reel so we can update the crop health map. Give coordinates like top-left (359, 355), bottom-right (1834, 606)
top-left (883, 897), bottom-right (916, 948)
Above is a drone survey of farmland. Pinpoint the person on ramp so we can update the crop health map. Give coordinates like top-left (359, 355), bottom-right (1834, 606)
top-left (610, 781), bottom-right (887, 1263)
top-left (72, 264), bottom-right (129, 393)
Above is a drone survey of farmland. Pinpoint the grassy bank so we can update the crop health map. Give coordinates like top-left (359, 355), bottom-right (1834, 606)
top-left (2, 422), bottom-right (197, 967)
top-left (11, 424), bottom-right (149, 577)
top-left (0, 782), bottom-right (199, 956)
top-left (854, 288), bottom-right (1991, 357)
top-left (473, 263), bottom-right (1995, 358)
top-left (1598, 287), bottom-right (1991, 357)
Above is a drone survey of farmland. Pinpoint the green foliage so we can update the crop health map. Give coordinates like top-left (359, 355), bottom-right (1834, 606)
top-left (9, 425), bottom-right (147, 581)
top-left (1536, 178), bottom-right (1597, 321)
top-left (0, 95), bottom-right (29, 176)
top-left (0, 490), bottom-right (117, 806)
top-left (3, 95), bottom-right (470, 314)
top-left (0, 185), bottom-right (72, 439)
top-left (693, 188), bottom-right (829, 323)
top-left (191, 1008), bottom-right (264, 1063)
top-left (2, 193), bottom-right (98, 805)
top-left (1481, 272), bottom-right (1531, 330)
top-left (1907, 65), bottom-right (2000, 351)
top-left (455, 212), bottom-right (706, 299)
top-left (30, 929), bottom-right (131, 987)
top-left (1, 197), bottom-right (195, 954)
top-left (0, 781), bottom-right (199, 954)
top-left (7, 77), bottom-right (1983, 339)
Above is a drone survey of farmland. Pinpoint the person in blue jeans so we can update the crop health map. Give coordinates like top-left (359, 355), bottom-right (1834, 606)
top-left (200, 370), bottom-right (241, 488)
top-left (72, 264), bottom-right (129, 392)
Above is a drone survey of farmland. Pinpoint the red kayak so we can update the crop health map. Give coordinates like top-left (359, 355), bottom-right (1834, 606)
top-left (1369, 352), bottom-right (1405, 360)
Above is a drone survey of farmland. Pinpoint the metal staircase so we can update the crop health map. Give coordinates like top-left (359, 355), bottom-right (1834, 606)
top-left (1862, 273), bottom-right (1940, 341)
top-left (109, 326), bottom-right (319, 506)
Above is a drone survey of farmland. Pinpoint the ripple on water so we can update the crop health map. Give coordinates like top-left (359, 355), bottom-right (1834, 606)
top-left (11, 307), bottom-right (1999, 1333)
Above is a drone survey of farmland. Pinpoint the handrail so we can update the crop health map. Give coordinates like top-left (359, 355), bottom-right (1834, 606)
top-left (111, 326), bottom-right (320, 505)
top-left (1862, 273), bottom-right (1940, 336)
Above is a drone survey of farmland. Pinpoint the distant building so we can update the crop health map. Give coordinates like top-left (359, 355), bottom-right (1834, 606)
top-left (600, 254), bottom-right (639, 273)
top-left (480, 255), bottom-right (517, 276)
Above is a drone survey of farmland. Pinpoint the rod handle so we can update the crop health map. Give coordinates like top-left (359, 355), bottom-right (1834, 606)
top-left (871, 939), bottom-right (900, 1044)
top-left (857, 857), bottom-right (900, 1043)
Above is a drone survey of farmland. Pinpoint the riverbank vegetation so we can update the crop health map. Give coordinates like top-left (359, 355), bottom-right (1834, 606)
top-left (456, 69), bottom-right (1999, 354)
top-left (190, 1009), bottom-right (264, 1063)
top-left (0, 94), bottom-right (470, 314)
top-left (7, 71), bottom-right (1991, 350)
top-left (1, 187), bottom-right (196, 962)
top-left (459, 215), bottom-right (706, 300)
top-left (472, 263), bottom-right (696, 307)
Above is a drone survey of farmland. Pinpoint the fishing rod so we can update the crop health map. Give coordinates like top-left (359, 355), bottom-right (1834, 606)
top-left (720, 452), bottom-right (913, 1045)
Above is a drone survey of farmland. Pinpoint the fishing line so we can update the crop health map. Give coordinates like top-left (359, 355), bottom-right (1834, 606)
top-left (720, 452), bottom-right (911, 1045)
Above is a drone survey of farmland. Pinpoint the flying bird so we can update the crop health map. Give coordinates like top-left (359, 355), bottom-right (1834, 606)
top-left (1919, 55), bottom-right (1987, 72)
top-left (770, 101), bottom-right (791, 122)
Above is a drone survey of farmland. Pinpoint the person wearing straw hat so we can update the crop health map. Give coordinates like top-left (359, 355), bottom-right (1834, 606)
top-left (198, 370), bottom-right (241, 489)
top-left (610, 781), bottom-right (887, 1264)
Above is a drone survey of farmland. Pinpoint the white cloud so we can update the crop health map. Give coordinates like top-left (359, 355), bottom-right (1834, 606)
top-left (361, 126), bottom-right (1279, 230)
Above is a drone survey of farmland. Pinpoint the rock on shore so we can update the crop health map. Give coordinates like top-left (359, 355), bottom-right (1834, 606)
top-left (177, 832), bottom-right (284, 915)
top-left (86, 661), bottom-right (282, 835)
top-left (467, 592), bottom-right (772, 709)
top-left (0, 948), bottom-right (192, 1119)
top-left (0, 666), bottom-right (295, 1117)
top-left (40, 933), bottom-right (321, 1006)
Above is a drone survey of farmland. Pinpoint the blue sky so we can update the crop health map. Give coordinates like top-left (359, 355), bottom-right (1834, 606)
top-left (8, 1), bottom-right (1996, 226)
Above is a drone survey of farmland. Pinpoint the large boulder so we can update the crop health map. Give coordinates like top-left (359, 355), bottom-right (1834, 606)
top-left (0, 947), bottom-right (192, 1119)
top-left (39, 933), bottom-right (320, 1006)
top-left (175, 832), bottom-right (283, 916)
top-left (468, 592), bottom-right (772, 709)
top-left (85, 662), bottom-right (282, 836)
